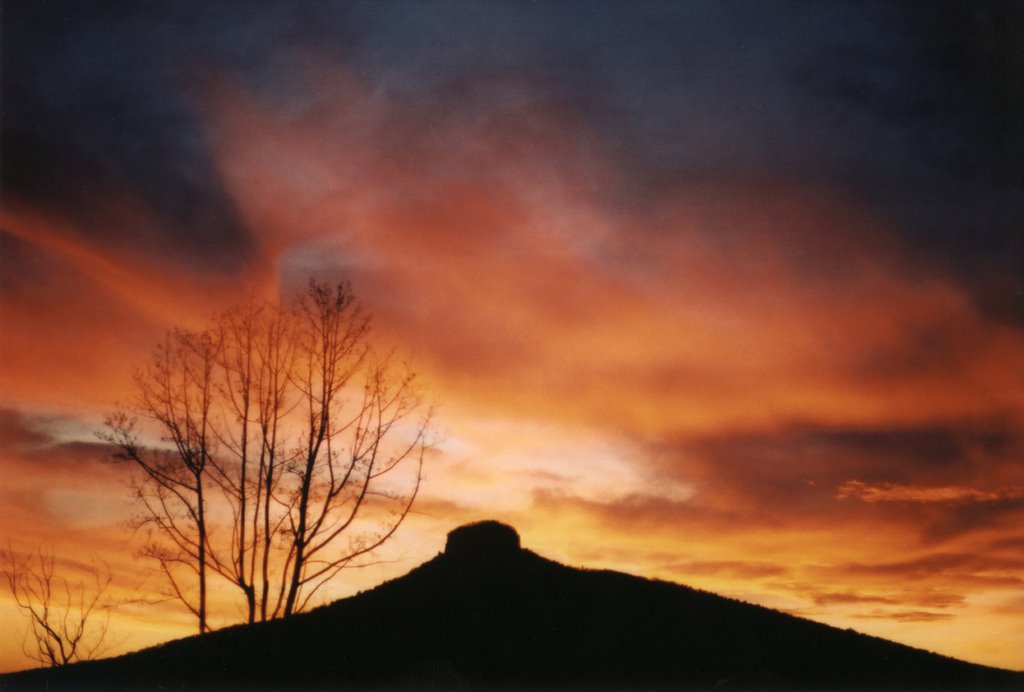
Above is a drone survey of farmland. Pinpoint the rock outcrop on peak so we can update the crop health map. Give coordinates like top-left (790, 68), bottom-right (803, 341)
top-left (445, 520), bottom-right (521, 560)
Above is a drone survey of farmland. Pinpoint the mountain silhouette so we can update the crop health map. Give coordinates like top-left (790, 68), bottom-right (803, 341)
top-left (1, 520), bottom-right (1020, 690)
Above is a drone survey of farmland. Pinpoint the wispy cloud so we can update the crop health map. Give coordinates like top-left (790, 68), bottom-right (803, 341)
top-left (837, 481), bottom-right (1024, 505)
top-left (2, 0), bottom-right (1023, 674)
top-left (854, 610), bottom-right (955, 623)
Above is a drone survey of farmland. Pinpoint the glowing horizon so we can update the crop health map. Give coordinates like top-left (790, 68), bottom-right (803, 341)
top-left (2, 0), bottom-right (1023, 675)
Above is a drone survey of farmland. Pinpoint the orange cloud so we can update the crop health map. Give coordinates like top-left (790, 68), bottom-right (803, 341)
top-left (837, 481), bottom-right (1024, 504)
top-left (0, 201), bottom-right (277, 414)
top-left (2, 66), bottom-right (1023, 674)
top-left (199, 73), bottom-right (1024, 445)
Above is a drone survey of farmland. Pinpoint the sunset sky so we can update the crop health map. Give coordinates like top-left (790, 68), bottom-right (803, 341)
top-left (2, 0), bottom-right (1023, 673)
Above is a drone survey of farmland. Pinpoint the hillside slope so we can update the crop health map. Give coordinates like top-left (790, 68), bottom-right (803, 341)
top-left (2, 521), bottom-right (1020, 690)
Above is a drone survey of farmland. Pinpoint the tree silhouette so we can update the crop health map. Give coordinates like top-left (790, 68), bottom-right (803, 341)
top-left (0, 546), bottom-right (114, 667)
top-left (281, 282), bottom-right (429, 616)
top-left (207, 298), bottom-right (294, 624)
top-left (103, 280), bottom-right (432, 631)
top-left (103, 329), bottom-right (218, 633)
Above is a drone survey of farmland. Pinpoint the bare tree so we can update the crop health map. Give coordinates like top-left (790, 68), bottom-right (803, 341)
top-left (208, 301), bottom-right (262, 624)
top-left (103, 329), bottom-right (219, 634)
top-left (280, 281), bottom-right (429, 616)
top-left (206, 299), bottom-right (298, 623)
top-left (105, 280), bottom-right (432, 630)
top-left (0, 545), bottom-right (114, 667)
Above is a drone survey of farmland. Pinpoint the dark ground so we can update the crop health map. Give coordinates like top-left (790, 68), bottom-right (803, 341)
top-left (2, 521), bottom-right (1021, 691)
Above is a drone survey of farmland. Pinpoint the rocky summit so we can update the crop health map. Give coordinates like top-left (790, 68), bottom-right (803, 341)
top-left (444, 520), bottom-right (522, 559)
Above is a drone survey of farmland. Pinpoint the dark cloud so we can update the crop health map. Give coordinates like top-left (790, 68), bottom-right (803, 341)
top-left (528, 415), bottom-right (1024, 547)
top-left (986, 535), bottom-right (1024, 552)
top-left (921, 497), bottom-right (1024, 542)
top-left (786, 2), bottom-right (1024, 320)
top-left (852, 319), bottom-right (987, 382)
top-left (677, 417), bottom-right (1020, 480)
top-left (854, 610), bottom-right (954, 623)
top-left (805, 589), bottom-right (963, 609)
top-left (1, 1), bottom-right (270, 270)
top-left (0, 407), bottom-right (53, 449)
top-left (616, 418), bottom-right (1024, 542)
top-left (4, 1), bottom-right (1021, 308)
top-left (0, 232), bottom-right (44, 295)
top-left (660, 560), bottom-right (789, 580)
top-left (2, 2), bottom-right (1023, 670)
top-left (811, 592), bottom-right (900, 607)
top-left (0, 407), bottom-right (125, 541)
top-left (344, 1), bottom-right (1024, 316)
top-left (0, 407), bottom-right (114, 468)
top-left (654, 420), bottom-right (1022, 511)
top-left (840, 552), bottom-right (1024, 581)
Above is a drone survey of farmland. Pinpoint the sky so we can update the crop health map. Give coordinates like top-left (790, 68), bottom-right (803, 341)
top-left (2, 0), bottom-right (1024, 673)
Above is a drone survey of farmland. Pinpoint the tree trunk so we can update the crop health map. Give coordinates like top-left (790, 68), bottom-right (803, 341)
top-left (196, 472), bottom-right (207, 635)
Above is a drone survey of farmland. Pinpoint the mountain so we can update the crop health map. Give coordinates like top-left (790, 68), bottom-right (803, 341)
top-left (2, 520), bottom-right (1020, 690)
